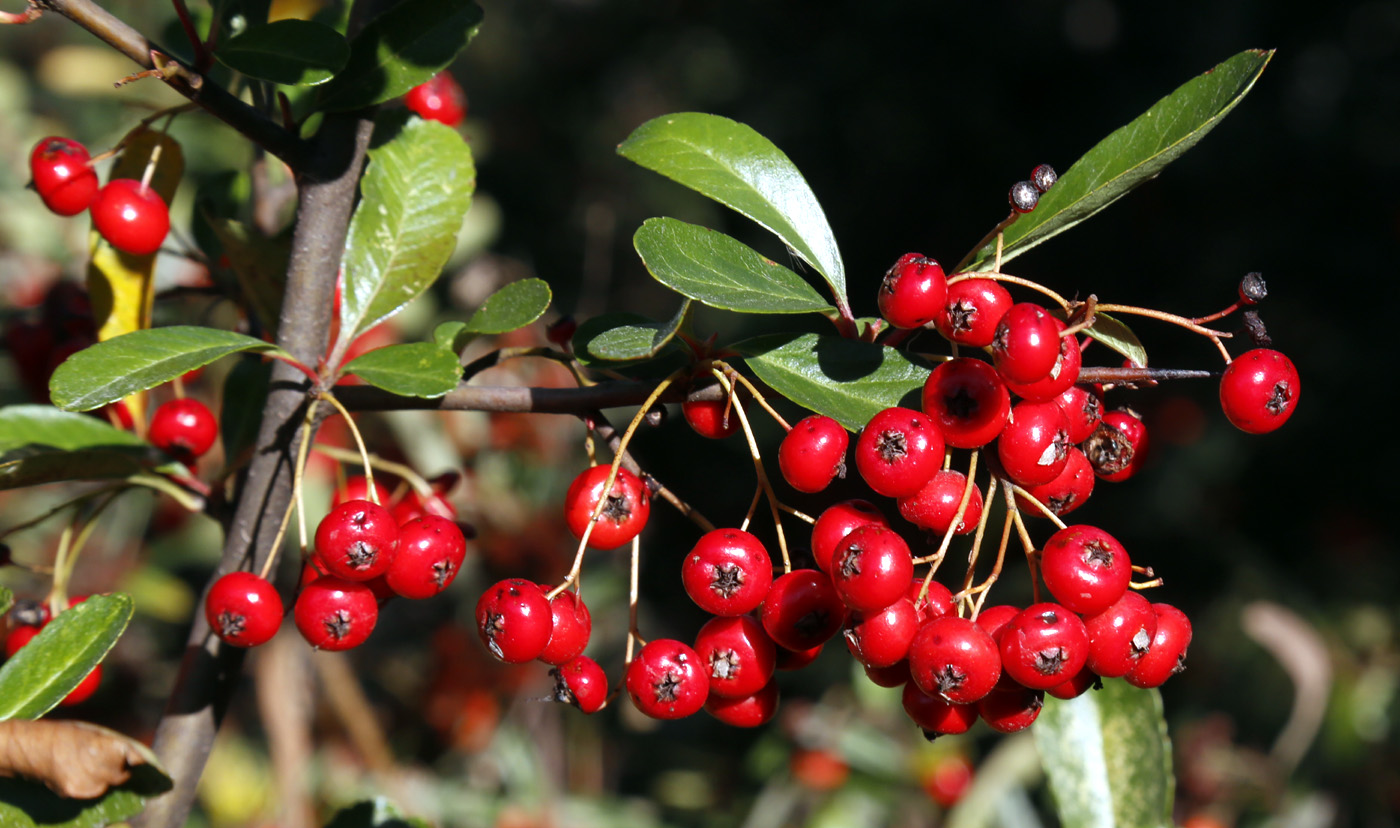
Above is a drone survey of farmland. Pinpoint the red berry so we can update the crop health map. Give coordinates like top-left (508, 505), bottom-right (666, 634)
top-left (936, 278), bottom-right (1012, 348)
top-left (1124, 603), bottom-right (1192, 688)
top-left (205, 571), bottom-right (283, 647)
top-left (29, 136), bottom-right (99, 216)
top-left (293, 577), bottom-right (378, 650)
top-left (760, 569), bottom-right (848, 652)
top-left (864, 659), bottom-right (912, 687)
top-left (404, 71), bottom-right (467, 126)
top-left (878, 253), bottom-right (948, 329)
top-left (830, 524), bottom-right (914, 613)
top-left (625, 638), bottom-right (709, 719)
top-left (390, 489), bottom-right (456, 524)
top-left (704, 680), bottom-right (779, 728)
top-left (474, 578), bottom-right (552, 663)
top-left (60, 664), bottom-right (102, 706)
top-left (996, 399), bottom-right (1072, 486)
top-left (810, 499), bottom-right (887, 573)
top-left (975, 605), bottom-right (1021, 642)
top-left (149, 398), bottom-right (218, 461)
top-left (1016, 446), bottom-right (1095, 517)
top-left (539, 590), bottom-right (592, 666)
top-left (563, 465), bottom-right (651, 550)
top-left (997, 603), bottom-right (1090, 690)
top-left (550, 655), bottom-right (608, 713)
top-left (976, 683), bottom-right (1044, 732)
top-left (1040, 524), bottom-right (1133, 615)
top-left (908, 616), bottom-right (1002, 704)
top-left (992, 304), bottom-right (1061, 385)
top-left (901, 680), bottom-right (979, 736)
top-left (775, 642), bottom-right (824, 671)
top-left (1082, 409), bottom-right (1148, 482)
top-left (3, 624), bottom-right (41, 658)
top-left (1045, 664), bottom-right (1100, 700)
top-left (855, 407), bottom-right (944, 498)
top-left (384, 515), bottom-right (467, 599)
top-left (91, 179), bottom-right (170, 256)
top-left (314, 500), bottom-right (400, 581)
top-left (681, 528), bottom-right (773, 616)
top-left (844, 597), bottom-right (919, 668)
top-left (1005, 326), bottom-right (1081, 402)
top-left (333, 476), bottom-right (393, 509)
top-left (778, 415), bottom-right (849, 493)
top-left (1219, 348), bottom-right (1299, 434)
top-left (694, 615), bottom-right (776, 699)
top-left (683, 398), bottom-right (740, 439)
top-left (907, 578), bottom-right (955, 623)
top-left (923, 755), bottom-right (975, 808)
top-left (898, 470), bottom-right (984, 536)
top-left (1008, 181), bottom-right (1040, 213)
top-left (1082, 590), bottom-right (1157, 678)
top-left (1055, 383), bottom-right (1104, 444)
top-left (921, 357), bottom-right (1011, 449)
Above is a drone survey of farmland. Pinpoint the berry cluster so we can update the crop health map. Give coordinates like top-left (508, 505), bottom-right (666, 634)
top-left (29, 136), bottom-right (171, 256)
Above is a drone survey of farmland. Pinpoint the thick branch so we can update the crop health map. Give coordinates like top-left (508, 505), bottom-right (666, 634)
top-left (334, 379), bottom-right (727, 413)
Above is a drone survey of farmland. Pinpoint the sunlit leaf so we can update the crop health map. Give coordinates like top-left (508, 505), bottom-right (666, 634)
top-left (0, 406), bottom-right (156, 490)
top-left (579, 301), bottom-right (692, 363)
top-left (0, 594), bottom-right (134, 721)
top-left (344, 342), bottom-right (463, 398)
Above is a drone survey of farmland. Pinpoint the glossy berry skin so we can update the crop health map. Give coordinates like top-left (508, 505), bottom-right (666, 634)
top-left (694, 615), bottom-right (776, 699)
top-left (775, 642), bottom-right (824, 671)
top-left (865, 659), bottom-right (912, 688)
top-left (760, 569), bottom-right (849, 652)
top-left (855, 407), bottom-right (944, 498)
top-left (936, 278), bottom-right (1012, 348)
top-left (538, 590), bottom-right (592, 665)
top-left (1005, 325), bottom-right (1081, 402)
top-left (878, 253), bottom-right (948, 329)
top-left (1040, 525), bottom-right (1133, 616)
top-left (908, 579), bottom-right (955, 622)
top-left (550, 655), bottom-right (608, 713)
top-left (626, 638), bottom-right (708, 719)
top-left (902, 681), bottom-right (979, 735)
top-left (563, 465), bottom-right (651, 550)
top-left (779, 415), bottom-right (849, 493)
top-left (1055, 383), bottom-right (1104, 444)
top-left (314, 500), bottom-right (400, 581)
top-left (1008, 180), bottom-right (1040, 213)
top-left (29, 136), bottom-right (98, 216)
top-left (921, 358), bottom-right (1012, 449)
top-left (844, 597), bottom-right (919, 668)
top-left (389, 489), bottom-right (456, 524)
top-left (683, 398), bottom-right (739, 439)
top-left (992, 304), bottom-right (1062, 385)
top-left (1096, 409), bottom-right (1150, 482)
top-left (149, 398), bottom-right (218, 461)
top-left (977, 684), bottom-right (1044, 733)
top-left (1219, 349), bottom-right (1299, 434)
top-left (404, 71), bottom-right (467, 126)
top-left (384, 515), bottom-right (467, 599)
top-left (997, 399), bottom-right (1072, 486)
top-left (294, 577), bottom-right (378, 651)
top-left (91, 179), bottom-right (170, 256)
top-left (898, 470), bottom-right (983, 536)
top-left (830, 524), bottom-right (914, 613)
top-left (974, 605), bottom-right (1021, 642)
top-left (474, 578), bottom-right (552, 663)
top-left (998, 603), bottom-right (1090, 690)
top-left (810, 499), bottom-right (887, 573)
top-left (704, 680), bottom-right (779, 728)
top-left (681, 528), bottom-right (773, 616)
top-left (1045, 664), bottom-right (1100, 700)
top-left (1017, 446), bottom-right (1095, 517)
top-left (1083, 590), bottom-right (1157, 678)
top-left (60, 664), bottom-right (103, 706)
top-left (908, 616), bottom-right (1002, 704)
top-left (205, 571), bottom-right (284, 647)
top-left (3, 624), bottom-right (40, 658)
top-left (1125, 603), bottom-right (1192, 688)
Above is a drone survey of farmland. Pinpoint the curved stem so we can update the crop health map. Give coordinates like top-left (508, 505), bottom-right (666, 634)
top-left (1092, 302), bottom-right (1233, 340)
top-left (318, 393), bottom-right (377, 504)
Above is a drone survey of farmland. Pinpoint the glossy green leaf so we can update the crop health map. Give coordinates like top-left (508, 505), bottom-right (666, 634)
top-left (460, 278), bottom-right (552, 336)
top-left (0, 406), bottom-right (157, 490)
top-left (344, 342), bottom-right (463, 398)
top-left (1083, 311), bottom-right (1148, 367)
top-left (316, 0), bottom-right (482, 112)
top-left (0, 586), bottom-right (11, 619)
top-left (618, 113), bottom-right (847, 311)
top-left (215, 20), bottom-right (349, 86)
top-left (736, 333), bottom-right (932, 430)
top-left (49, 327), bottom-right (287, 412)
top-left (340, 118), bottom-right (475, 341)
top-left (324, 797), bottom-right (431, 828)
top-left (960, 49), bottom-right (1274, 273)
top-left (634, 218), bottom-right (836, 315)
top-left (1034, 679), bottom-right (1175, 828)
top-left (0, 594), bottom-right (134, 720)
top-left (0, 756), bottom-right (171, 828)
top-left (581, 301), bottom-right (692, 363)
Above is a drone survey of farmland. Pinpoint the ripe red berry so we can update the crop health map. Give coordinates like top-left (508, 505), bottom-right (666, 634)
top-left (681, 528), bottom-right (774, 616)
top-left (1005, 326), bottom-right (1081, 402)
top-left (775, 642), bottom-right (824, 671)
top-left (1093, 409), bottom-right (1150, 482)
top-left (1054, 383), bottom-right (1104, 444)
top-left (996, 399), bottom-right (1072, 486)
top-left (60, 664), bottom-right (103, 706)
top-left (474, 578), bottom-right (552, 663)
top-left (389, 489), bottom-right (456, 524)
top-left (975, 605), bottom-right (1021, 642)
top-left (936, 278), bottom-right (1012, 348)
top-left (1016, 446), bottom-right (1095, 517)
top-left (855, 407), bottom-right (944, 498)
top-left (878, 253), bottom-right (948, 329)
top-left (760, 569), bottom-right (848, 652)
top-left (1082, 590), bottom-right (1157, 678)
top-left (1124, 603), bottom-right (1192, 688)
top-left (29, 136), bottom-right (99, 216)
top-left (830, 524), bottom-right (914, 613)
top-left (149, 398), bottom-right (218, 461)
top-left (682, 398), bottom-right (740, 439)
top-left (976, 683), bottom-right (1044, 732)
top-left (91, 179), bottom-right (170, 256)
top-left (314, 500), bottom-right (401, 581)
top-left (810, 499), bottom-right (887, 573)
top-left (205, 571), bottom-right (283, 648)
top-left (865, 659), bottom-right (912, 687)
top-left (1040, 524), bottom-right (1133, 616)
top-left (625, 638), bottom-right (709, 719)
top-left (538, 590), bottom-right (592, 666)
top-left (704, 680), bottom-right (779, 728)
top-left (694, 614), bottom-right (776, 699)
top-left (293, 577), bottom-right (378, 650)
top-left (908, 616), bottom-right (1002, 704)
top-left (908, 578), bottom-right (955, 623)
top-left (384, 515), bottom-right (467, 599)
top-left (563, 465), bottom-right (651, 550)
top-left (778, 415), bottom-right (849, 493)
top-left (1009, 180), bottom-right (1040, 213)
top-left (333, 476), bottom-right (393, 509)
top-left (902, 681), bottom-right (979, 736)
top-left (844, 597), bottom-right (919, 668)
top-left (997, 603), bottom-right (1090, 690)
top-left (3, 624), bottom-right (40, 658)
top-left (404, 71), bottom-right (467, 126)
top-left (1045, 664), bottom-right (1100, 700)
top-left (1219, 348), bottom-right (1299, 434)
top-left (898, 470), bottom-right (984, 536)
top-left (921, 357), bottom-right (1012, 449)
top-left (550, 655), bottom-right (608, 713)
top-left (992, 304), bottom-right (1062, 385)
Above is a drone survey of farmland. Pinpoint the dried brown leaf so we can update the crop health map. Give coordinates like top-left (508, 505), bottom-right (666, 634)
top-left (0, 719), bottom-right (157, 799)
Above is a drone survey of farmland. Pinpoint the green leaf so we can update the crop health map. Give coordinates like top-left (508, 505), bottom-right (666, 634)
top-left (344, 342), bottom-right (463, 398)
top-left (215, 20), bottom-right (349, 86)
top-left (0, 594), bottom-right (134, 720)
top-left (0, 586), bottom-right (12, 619)
top-left (618, 113), bottom-right (847, 311)
top-left (461, 278), bottom-right (552, 336)
top-left (0, 406), bottom-right (157, 490)
top-left (49, 327), bottom-right (287, 412)
top-left (324, 797), bottom-right (431, 828)
top-left (0, 759), bottom-right (172, 828)
top-left (634, 218), bottom-right (836, 315)
top-left (1083, 311), bottom-right (1148, 367)
top-left (316, 0), bottom-right (482, 112)
top-left (340, 118), bottom-right (475, 342)
top-left (960, 49), bottom-right (1274, 273)
top-left (1034, 679), bottom-right (1175, 828)
top-left (579, 301), bottom-right (692, 363)
top-left (736, 333), bottom-right (932, 430)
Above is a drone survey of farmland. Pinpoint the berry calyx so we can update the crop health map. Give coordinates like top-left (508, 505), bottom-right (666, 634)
top-left (29, 136), bottom-right (99, 216)
top-left (1082, 590), bottom-right (1157, 678)
top-left (922, 357), bottom-right (1013, 449)
top-left (1219, 348), bottom-right (1299, 434)
top-left (778, 414), bottom-right (849, 493)
top-left (810, 499), bottom-right (887, 573)
top-left (1124, 603), bottom-right (1192, 688)
top-left (1093, 409), bottom-right (1150, 482)
top-left (474, 578), bottom-right (553, 663)
top-left (205, 571), bottom-right (283, 648)
top-left (693, 614), bottom-right (776, 699)
top-left (384, 515), bottom-right (467, 599)
top-left (293, 577), bottom-right (378, 651)
top-left (563, 465), bottom-right (651, 550)
top-left (878, 253), bottom-right (949, 330)
top-left (936, 278), bottom-right (1012, 348)
top-left (91, 178), bottom-right (170, 256)
top-left (625, 638), bottom-right (708, 719)
top-left (855, 407), bottom-right (944, 498)
top-left (997, 603), bottom-right (1090, 690)
top-left (314, 500), bottom-right (400, 581)
top-left (760, 569), bottom-right (848, 652)
top-left (907, 616), bottom-right (1002, 704)
top-left (149, 398), bottom-right (219, 462)
top-left (1040, 524), bottom-right (1133, 616)
top-left (550, 655), bottom-right (608, 713)
top-left (681, 528), bottom-right (774, 616)
top-left (830, 524), bottom-right (914, 613)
